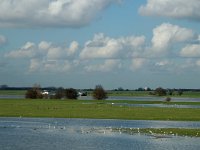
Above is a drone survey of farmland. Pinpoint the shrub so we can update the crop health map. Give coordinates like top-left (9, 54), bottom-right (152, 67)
top-left (93, 85), bottom-right (107, 100)
top-left (165, 97), bottom-right (171, 102)
top-left (65, 88), bottom-right (78, 99)
top-left (25, 86), bottom-right (43, 99)
top-left (155, 87), bottom-right (167, 96)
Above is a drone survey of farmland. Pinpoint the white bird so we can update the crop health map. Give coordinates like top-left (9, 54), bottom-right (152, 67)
top-left (137, 128), bottom-right (140, 134)
top-left (149, 130), bottom-right (153, 134)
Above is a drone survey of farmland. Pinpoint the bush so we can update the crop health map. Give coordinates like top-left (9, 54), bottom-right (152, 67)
top-left (65, 88), bottom-right (78, 99)
top-left (93, 85), bottom-right (107, 100)
top-left (155, 87), bottom-right (167, 96)
top-left (165, 97), bottom-right (171, 102)
top-left (25, 86), bottom-right (43, 99)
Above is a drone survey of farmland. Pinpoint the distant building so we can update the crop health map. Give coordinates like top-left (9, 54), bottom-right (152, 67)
top-left (41, 90), bottom-right (49, 95)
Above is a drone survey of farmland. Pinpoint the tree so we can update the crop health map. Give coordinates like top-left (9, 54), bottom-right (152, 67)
top-left (65, 88), bottom-right (78, 99)
top-left (54, 87), bottom-right (65, 99)
top-left (25, 85), bottom-right (43, 99)
top-left (155, 87), bottom-right (166, 96)
top-left (93, 85), bottom-right (107, 100)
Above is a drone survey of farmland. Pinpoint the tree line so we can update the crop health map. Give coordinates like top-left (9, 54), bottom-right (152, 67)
top-left (25, 85), bottom-right (107, 100)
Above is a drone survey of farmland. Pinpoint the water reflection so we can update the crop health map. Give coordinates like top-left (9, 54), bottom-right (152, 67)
top-left (111, 103), bottom-right (200, 108)
top-left (0, 118), bottom-right (200, 150)
top-left (79, 96), bottom-right (200, 102)
top-left (1, 94), bottom-right (200, 102)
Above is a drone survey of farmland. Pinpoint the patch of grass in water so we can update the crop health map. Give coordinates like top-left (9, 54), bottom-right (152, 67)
top-left (112, 128), bottom-right (200, 138)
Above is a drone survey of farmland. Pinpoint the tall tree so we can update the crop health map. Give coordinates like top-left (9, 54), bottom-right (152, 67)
top-left (93, 85), bottom-right (107, 100)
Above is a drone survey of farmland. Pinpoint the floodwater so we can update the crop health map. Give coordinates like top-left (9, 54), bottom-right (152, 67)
top-left (111, 103), bottom-right (200, 109)
top-left (79, 96), bottom-right (200, 102)
top-left (1, 95), bottom-right (200, 102)
top-left (0, 117), bottom-right (200, 150)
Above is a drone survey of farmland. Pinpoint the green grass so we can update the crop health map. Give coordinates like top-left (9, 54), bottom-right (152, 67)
top-left (113, 128), bottom-right (200, 137)
top-left (0, 99), bottom-right (200, 121)
top-left (0, 90), bottom-right (26, 95)
top-left (181, 91), bottom-right (200, 98)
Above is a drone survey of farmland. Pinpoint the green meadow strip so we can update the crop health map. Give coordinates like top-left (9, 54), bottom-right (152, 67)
top-left (112, 128), bottom-right (200, 137)
top-left (0, 99), bottom-right (200, 121)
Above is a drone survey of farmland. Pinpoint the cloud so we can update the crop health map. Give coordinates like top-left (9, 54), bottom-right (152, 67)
top-left (180, 44), bottom-right (200, 57)
top-left (5, 42), bottom-right (36, 58)
top-left (155, 60), bottom-right (171, 67)
top-left (4, 23), bottom-right (200, 73)
top-left (84, 59), bottom-right (121, 72)
top-left (29, 59), bottom-right (73, 73)
top-left (5, 40), bottom-right (79, 72)
top-left (139, 0), bottom-right (200, 21)
top-left (5, 41), bottom-right (79, 59)
top-left (150, 23), bottom-right (196, 55)
top-left (196, 60), bottom-right (200, 66)
top-left (0, 0), bottom-right (119, 28)
top-left (0, 35), bottom-right (6, 46)
top-left (80, 33), bottom-right (145, 59)
top-left (130, 58), bottom-right (146, 70)
top-left (29, 59), bottom-right (41, 72)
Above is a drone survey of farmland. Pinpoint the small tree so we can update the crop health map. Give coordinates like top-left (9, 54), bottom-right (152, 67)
top-left (65, 88), bottom-right (78, 99)
top-left (165, 97), bottom-right (171, 102)
top-left (93, 85), bottom-right (107, 100)
top-left (25, 85), bottom-right (43, 99)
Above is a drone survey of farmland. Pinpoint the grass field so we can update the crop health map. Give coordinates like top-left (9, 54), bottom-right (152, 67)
top-left (0, 90), bottom-right (26, 95)
top-left (0, 99), bottom-right (200, 121)
top-left (113, 128), bottom-right (200, 137)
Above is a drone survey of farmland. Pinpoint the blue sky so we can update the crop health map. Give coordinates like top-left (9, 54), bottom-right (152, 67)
top-left (0, 0), bottom-right (200, 89)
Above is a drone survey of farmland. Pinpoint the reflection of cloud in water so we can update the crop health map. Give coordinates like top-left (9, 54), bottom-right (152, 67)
top-left (1, 118), bottom-right (200, 150)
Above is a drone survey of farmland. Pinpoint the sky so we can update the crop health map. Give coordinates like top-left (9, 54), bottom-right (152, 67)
top-left (0, 0), bottom-right (200, 89)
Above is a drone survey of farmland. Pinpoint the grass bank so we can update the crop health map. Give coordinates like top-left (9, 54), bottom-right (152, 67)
top-left (112, 128), bottom-right (200, 137)
top-left (0, 99), bottom-right (200, 121)
top-left (0, 90), bottom-right (26, 95)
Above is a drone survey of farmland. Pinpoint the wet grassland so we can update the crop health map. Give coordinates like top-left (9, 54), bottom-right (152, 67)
top-left (0, 99), bottom-right (200, 137)
top-left (0, 99), bottom-right (200, 120)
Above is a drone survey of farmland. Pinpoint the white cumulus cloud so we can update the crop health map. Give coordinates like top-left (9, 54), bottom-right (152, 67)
top-left (5, 40), bottom-right (79, 72)
top-left (139, 0), bottom-right (200, 21)
top-left (180, 44), bottom-right (200, 57)
top-left (150, 23), bottom-right (195, 55)
top-left (0, 0), bottom-right (119, 28)
top-left (5, 42), bottom-right (36, 58)
top-left (80, 33), bottom-right (145, 59)
top-left (5, 41), bottom-right (79, 59)
top-left (84, 59), bottom-right (121, 72)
